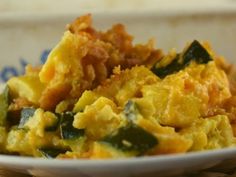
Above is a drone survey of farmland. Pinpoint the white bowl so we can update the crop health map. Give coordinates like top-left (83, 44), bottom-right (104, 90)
top-left (0, 148), bottom-right (235, 177)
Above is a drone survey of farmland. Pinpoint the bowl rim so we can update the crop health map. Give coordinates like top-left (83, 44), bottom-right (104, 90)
top-left (0, 147), bottom-right (235, 169)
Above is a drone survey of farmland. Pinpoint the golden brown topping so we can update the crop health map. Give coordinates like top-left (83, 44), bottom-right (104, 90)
top-left (39, 14), bottom-right (163, 110)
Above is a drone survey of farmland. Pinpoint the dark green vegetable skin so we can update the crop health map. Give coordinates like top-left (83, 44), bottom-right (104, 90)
top-left (38, 113), bottom-right (85, 158)
top-left (151, 40), bottom-right (213, 78)
top-left (101, 100), bottom-right (158, 155)
top-left (59, 112), bottom-right (84, 140)
top-left (0, 87), bottom-right (9, 126)
top-left (18, 108), bottom-right (36, 128)
top-left (101, 124), bottom-right (157, 155)
top-left (38, 148), bottom-right (68, 158)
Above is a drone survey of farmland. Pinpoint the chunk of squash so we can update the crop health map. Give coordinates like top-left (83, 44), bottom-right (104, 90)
top-left (180, 115), bottom-right (236, 150)
top-left (0, 86), bottom-right (9, 126)
top-left (7, 75), bottom-right (45, 105)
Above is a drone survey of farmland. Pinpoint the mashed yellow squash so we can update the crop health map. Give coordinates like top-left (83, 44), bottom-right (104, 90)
top-left (0, 14), bottom-right (236, 159)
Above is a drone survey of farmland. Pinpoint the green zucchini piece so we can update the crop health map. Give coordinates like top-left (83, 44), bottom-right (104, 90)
top-left (38, 147), bottom-right (68, 158)
top-left (0, 86), bottom-right (9, 126)
top-left (152, 40), bottom-right (212, 78)
top-left (123, 100), bottom-right (139, 122)
top-left (183, 40), bottom-right (212, 64)
top-left (151, 54), bottom-right (181, 78)
top-left (60, 112), bottom-right (84, 140)
top-left (101, 124), bottom-right (158, 155)
top-left (18, 108), bottom-right (35, 128)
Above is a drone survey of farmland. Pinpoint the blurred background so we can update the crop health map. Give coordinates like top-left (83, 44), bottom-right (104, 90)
top-left (0, 0), bottom-right (236, 14)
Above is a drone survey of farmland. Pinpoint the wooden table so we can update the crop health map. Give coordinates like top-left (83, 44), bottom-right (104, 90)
top-left (0, 168), bottom-right (236, 177)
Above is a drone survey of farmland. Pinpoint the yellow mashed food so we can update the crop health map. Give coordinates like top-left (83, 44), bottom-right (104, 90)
top-left (1, 14), bottom-right (236, 159)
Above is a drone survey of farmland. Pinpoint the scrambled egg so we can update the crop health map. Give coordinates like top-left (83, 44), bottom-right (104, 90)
top-left (0, 14), bottom-right (236, 159)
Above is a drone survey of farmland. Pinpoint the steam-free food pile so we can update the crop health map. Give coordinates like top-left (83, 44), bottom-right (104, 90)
top-left (1, 14), bottom-right (236, 159)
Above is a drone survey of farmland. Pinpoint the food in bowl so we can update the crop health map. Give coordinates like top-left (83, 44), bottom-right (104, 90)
top-left (0, 14), bottom-right (236, 159)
